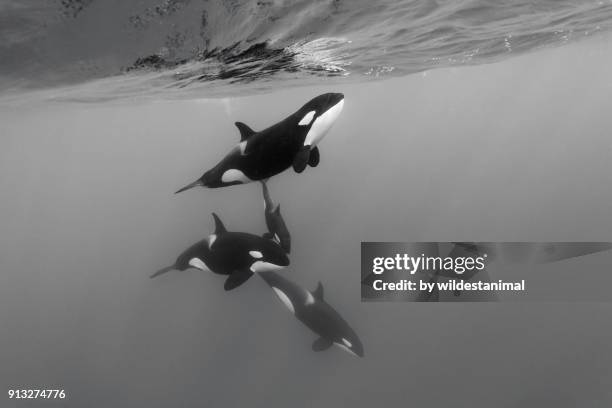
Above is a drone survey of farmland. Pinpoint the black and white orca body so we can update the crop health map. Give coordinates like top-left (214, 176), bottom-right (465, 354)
top-left (260, 181), bottom-right (291, 254)
top-left (151, 213), bottom-right (290, 291)
top-left (175, 93), bottom-right (344, 193)
top-left (259, 272), bottom-right (364, 357)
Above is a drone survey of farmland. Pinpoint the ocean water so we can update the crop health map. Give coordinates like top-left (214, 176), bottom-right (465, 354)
top-left (2, 1), bottom-right (612, 407)
top-left (3, 0), bottom-right (612, 100)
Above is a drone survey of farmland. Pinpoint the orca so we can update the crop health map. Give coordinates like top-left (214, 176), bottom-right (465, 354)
top-left (259, 271), bottom-right (364, 357)
top-left (151, 213), bottom-right (290, 291)
top-left (175, 92), bottom-right (344, 193)
top-left (260, 180), bottom-right (291, 254)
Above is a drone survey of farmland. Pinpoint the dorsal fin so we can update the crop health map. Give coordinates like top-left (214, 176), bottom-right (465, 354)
top-left (211, 212), bottom-right (227, 234)
top-left (235, 122), bottom-right (256, 141)
top-left (313, 282), bottom-right (324, 300)
top-left (273, 204), bottom-right (281, 215)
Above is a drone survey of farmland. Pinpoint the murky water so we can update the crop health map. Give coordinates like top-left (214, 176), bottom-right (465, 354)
top-left (1, 3), bottom-right (612, 407)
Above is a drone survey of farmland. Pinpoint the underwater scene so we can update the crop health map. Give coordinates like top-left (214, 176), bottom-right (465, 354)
top-left (2, 1), bottom-right (612, 407)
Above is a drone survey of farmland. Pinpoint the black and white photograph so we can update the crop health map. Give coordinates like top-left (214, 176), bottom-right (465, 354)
top-left (1, 1), bottom-right (612, 407)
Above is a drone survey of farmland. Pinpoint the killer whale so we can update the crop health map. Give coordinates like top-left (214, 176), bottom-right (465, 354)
top-left (260, 180), bottom-right (291, 254)
top-left (175, 92), bottom-right (344, 193)
top-left (151, 213), bottom-right (290, 291)
top-left (259, 271), bottom-right (364, 357)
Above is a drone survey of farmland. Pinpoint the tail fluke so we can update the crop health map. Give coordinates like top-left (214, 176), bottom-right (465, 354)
top-left (150, 265), bottom-right (175, 279)
top-left (175, 179), bottom-right (202, 194)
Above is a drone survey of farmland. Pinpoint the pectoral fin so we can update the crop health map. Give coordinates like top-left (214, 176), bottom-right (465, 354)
top-left (308, 146), bottom-right (320, 167)
top-left (312, 337), bottom-right (333, 352)
top-left (293, 146), bottom-right (311, 173)
top-left (224, 270), bottom-right (254, 291)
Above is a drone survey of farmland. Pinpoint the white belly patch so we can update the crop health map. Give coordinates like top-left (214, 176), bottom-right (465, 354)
top-left (304, 99), bottom-right (344, 146)
top-left (272, 287), bottom-right (295, 314)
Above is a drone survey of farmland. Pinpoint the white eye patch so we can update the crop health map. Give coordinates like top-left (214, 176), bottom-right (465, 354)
top-left (298, 110), bottom-right (316, 126)
top-left (249, 250), bottom-right (263, 259)
top-left (342, 338), bottom-right (352, 348)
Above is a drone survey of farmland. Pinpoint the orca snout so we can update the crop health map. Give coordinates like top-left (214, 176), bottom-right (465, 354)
top-left (279, 237), bottom-right (291, 254)
top-left (327, 92), bottom-right (344, 104)
top-left (317, 92), bottom-right (344, 109)
top-left (267, 240), bottom-right (290, 265)
top-left (269, 250), bottom-right (290, 268)
top-left (337, 335), bottom-right (364, 358)
top-left (278, 251), bottom-right (290, 266)
top-left (352, 339), bottom-right (365, 358)
top-left (264, 251), bottom-right (290, 269)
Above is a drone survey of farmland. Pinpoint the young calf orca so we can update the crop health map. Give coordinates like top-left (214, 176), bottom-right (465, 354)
top-left (151, 213), bottom-right (290, 291)
top-left (175, 92), bottom-right (344, 193)
top-left (259, 271), bottom-right (364, 357)
top-left (260, 180), bottom-right (291, 254)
